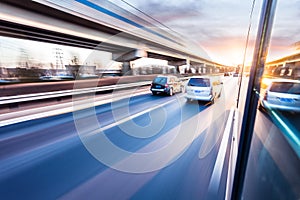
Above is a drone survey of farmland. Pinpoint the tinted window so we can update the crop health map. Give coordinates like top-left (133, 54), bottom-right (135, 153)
top-left (153, 77), bottom-right (167, 84)
top-left (188, 78), bottom-right (210, 87)
top-left (270, 82), bottom-right (300, 94)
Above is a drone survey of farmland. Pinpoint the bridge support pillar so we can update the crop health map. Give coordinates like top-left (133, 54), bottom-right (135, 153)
top-left (190, 62), bottom-right (205, 74)
top-left (112, 49), bottom-right (147, 62)
top-left (168, 60), bottom-right (187, 73)
top-left (200, 64), bottom-right (206, 74)
top-left (112, 49), bottom-right (147, 76)
top-left (122, 62), bottom-right (131, 75)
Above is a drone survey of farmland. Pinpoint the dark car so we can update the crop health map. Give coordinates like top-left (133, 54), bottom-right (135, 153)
top-left (150, 75), bottom-right (182, 96)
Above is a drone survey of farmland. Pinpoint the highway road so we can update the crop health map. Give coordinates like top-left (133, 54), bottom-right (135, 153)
top-left (0, 77), bottom-right (299, 199)
top-left (0, 76), bottom-right (236, 199)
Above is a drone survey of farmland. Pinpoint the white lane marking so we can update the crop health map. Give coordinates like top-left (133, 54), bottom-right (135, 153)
top-left (0, 81), bottom-right (151, 104)
top-left (225, 109), bottom-right (239, 200)
top-left (208, 106), bottom-right (235, 194)
top-left (95, 98), bottom-right (177, 133)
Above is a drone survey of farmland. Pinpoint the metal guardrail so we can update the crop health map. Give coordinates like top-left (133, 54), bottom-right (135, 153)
top-left (0, 81), bottom-right (152, 105)
top-left (0, 76), bottom-right (198, 106)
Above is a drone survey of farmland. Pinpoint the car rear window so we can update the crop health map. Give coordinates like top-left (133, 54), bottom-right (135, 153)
top-left (153, 77), bottom-right (167, 84)
top-left (270, 82), bottom-right (300, 94)
top-left (188, 78), bottom-right (210, 87)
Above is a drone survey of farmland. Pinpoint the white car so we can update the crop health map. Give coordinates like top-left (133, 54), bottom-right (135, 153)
top-left (185, 75), bottom-right (223, 104)
top-left (260, 79), bottom-right (300, 112)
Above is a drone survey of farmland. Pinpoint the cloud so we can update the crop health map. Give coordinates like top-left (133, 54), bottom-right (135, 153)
top-left (136, 0), bottom-right (204, 23)
top-left (131, 0), bottom-right (256, 41)
top-left (123, 0), bottom-right (299, 65)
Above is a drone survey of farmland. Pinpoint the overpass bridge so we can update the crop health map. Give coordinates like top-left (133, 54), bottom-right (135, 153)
top-left (0, 0), bottom-right (228, 75)
top-left (265, 53), bottom-right (300, 79)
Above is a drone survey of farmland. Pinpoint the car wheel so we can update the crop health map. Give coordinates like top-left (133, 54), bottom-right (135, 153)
top-left (180, 86), bottom-right (184, 93)
top-left (258, 102), bottom-right (266, 112)
top-left (169, 88), bottom-right (173, 96)
top-left (152, 91), bottom-right (157, 95)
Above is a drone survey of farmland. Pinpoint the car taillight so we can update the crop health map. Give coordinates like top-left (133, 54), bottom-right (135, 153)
top-left (263, 91), bottom-right (268, 100)
top-left (165, 84), bottom-right (169, 88)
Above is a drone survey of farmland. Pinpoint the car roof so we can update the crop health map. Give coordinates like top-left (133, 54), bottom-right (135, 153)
top-left (155, 75), bottom-right (176, 78)
top-left (188, 75), bottom-right (221, 79)
top-left (189, 76), bottom-right (210, 78)
top-left (270, 79), bottom-right (300, 84)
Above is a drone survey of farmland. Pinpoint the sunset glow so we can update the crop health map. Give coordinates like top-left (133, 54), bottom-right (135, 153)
top-left (122, 0), bottom-right (300, 66)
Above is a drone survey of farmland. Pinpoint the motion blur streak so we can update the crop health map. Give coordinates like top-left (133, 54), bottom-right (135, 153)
top-left (0, 77), bottom-right (237, 199)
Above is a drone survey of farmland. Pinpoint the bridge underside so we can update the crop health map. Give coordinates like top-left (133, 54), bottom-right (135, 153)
top-left (112, 50), bottom-right (226, 75)
top-left (0, 0), bottom-right (228, 76)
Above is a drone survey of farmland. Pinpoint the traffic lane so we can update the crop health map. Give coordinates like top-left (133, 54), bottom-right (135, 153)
top-left (0, 113), bottom-right (76, 159)
top-left (1, 93), bottom-right (216, 199)
top-left (62, 88), bottom-right (230, 199)
top-left (61, 105), bottom-right (230, 200)
top-left (0, 134), bottom-right (105, 200)
top-left (1, 78), bottom-right (232, 200)
top-left (92, 96), bottom-right (210, 152)
top-left (0, 94), bottom-right (229, 199)
top-left (130, 112), bottom-right (231, 200)
top-left (0, 76), bottom-right (234, 159)
top-left (87, 82), bottom-right (231, 156)
top-left (222, 76), bottom-right (239, 109)
top-left (0, 91), bottom-right (182, 159)
top-left (242, 111), bottom-right (300, 199)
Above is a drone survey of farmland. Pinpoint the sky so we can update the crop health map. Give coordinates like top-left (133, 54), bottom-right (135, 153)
top-left (0, 0), bottom-right (299, 68)
top-left (119, 0), bottom-right (300, 66)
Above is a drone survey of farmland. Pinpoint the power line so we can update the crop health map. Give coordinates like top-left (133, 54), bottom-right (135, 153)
top-left (118, 0), bottom-right (181, 36)
top-left (236, 0), bottom-right (256, 108)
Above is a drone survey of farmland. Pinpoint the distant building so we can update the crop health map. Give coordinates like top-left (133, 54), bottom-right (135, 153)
top-left (65, 64), bottom-right (97, 78)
